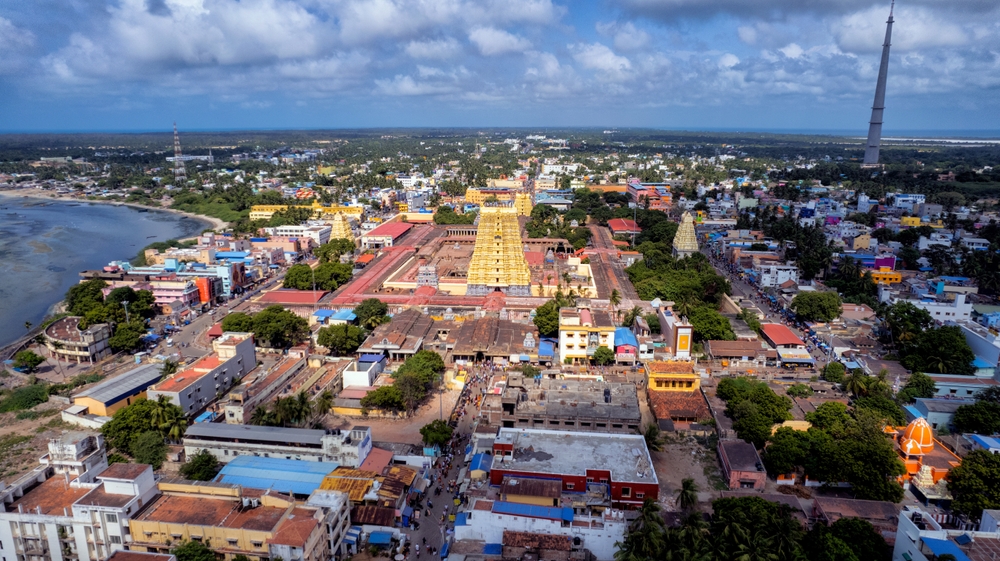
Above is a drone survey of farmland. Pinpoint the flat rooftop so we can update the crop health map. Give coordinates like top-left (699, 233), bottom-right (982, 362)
top-left (502, 377), bottom-right (640, 421)
top-left (7, 476), bottom-right (92, 515)
top-left (75, 363), bottom-right (163, 405)
top-left (154, 367), bottom-right (213, 393)
top-left (184, 423), bottom-right (326, 447)
top-left (492, 428), bottom-right (656, 484)
top-left (134, 493), bottom-right (286, 531)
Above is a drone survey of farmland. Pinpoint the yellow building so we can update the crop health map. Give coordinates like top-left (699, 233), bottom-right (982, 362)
top-left (869, 267), bottom-right (901, 285)
top-left (129, 480), bottom-right (328, 561)
top-left (317, 165), bottom-right (336, 175)
top-left (900, 216), bottom-right (922, 227)
top-left (645, 361), bottom-right (699, 391)
top-left (465, 189), bottom-right (533, 216)
top-left (466, 205), bottom-right (532, 296)
top-left (250, 201), bottom-right (364, 221)
top-left (72, 362), bottom-right (163, 416)
top-left (558, 306), bottom-right (616, 364)
top-left (326, 212), bottom-right (355, 244)
top-left (849, 233), bottom-right (871, 251)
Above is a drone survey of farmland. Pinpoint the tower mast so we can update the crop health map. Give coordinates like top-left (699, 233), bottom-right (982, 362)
top-left (862, 1), bottom-right (895, 167)
top-left (173, 122), bottom-right (187, 184)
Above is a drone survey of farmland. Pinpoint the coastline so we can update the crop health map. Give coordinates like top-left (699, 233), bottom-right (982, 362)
top-left (0, 188), bottom-right (229, 232)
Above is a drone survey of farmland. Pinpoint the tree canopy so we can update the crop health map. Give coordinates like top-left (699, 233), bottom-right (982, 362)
top-left (420, 419), bottom-right (454, 447)
top-left (790, 291), bottom-right (842, 322)
top-left (353, 298), bottom-right (390, 328)
top-left (222, 305), bottom-right (308, 349)
top-left (317, 324), bottom-right (366, 355)
top-left (179, 449), bottom-right (221, 481)
top-left (283, 262), bottom-right (353, 291)
top-left (948, 450), bottom-right (1000, 520)
top-left (533, 300), bottom-right (560, 337)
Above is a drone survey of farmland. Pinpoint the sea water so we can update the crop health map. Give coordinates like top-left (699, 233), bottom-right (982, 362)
top-left (0, 196), bottom-right (210, 347)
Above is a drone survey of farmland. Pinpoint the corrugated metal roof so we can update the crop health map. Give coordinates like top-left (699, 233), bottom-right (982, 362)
top-left (469, 453), bottom-right (491, 473)
top-left (491, 501), bottom-right (573, 522)
top-left (614, 327), bottom-right (638, 348)
top-left (216, 456), bottom-right (335, 496)
top-left (184, 423), bottom-right (326, 446)
top-left (75, 363), bottom-right (163, 406)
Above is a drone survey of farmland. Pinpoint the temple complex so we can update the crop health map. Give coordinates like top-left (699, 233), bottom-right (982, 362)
top-left (464, 189), bottom-right (534, 216)
top-left (466, 205), bottom-right (533, 296)
top-left (672, 212), bottom-right (699, 258)
top-left (327, 212), bottom-right (355, 244)
top-left (887, 417), bottom-right (962, 504)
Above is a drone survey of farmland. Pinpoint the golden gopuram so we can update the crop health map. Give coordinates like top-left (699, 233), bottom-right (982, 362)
top-left (672, 211), bottom-right (699, 258)
top-left (327, 212), bottom-right (355, 243)
top-left (465, 204), bottom-right (532, 296)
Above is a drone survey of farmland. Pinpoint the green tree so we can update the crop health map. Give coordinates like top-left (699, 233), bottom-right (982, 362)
top-left (317, 324), bottom-right (366, 355)
top-left (13, 350), bottom-right (45, 373)
top-left (822, 362), bottom-right (846, 384)
top-left (251, 306), bottom-right (309, 348)
top-left (790, 291), bottom-right (842, 322)
top-left (172, 540), bottom-right (217, 561)
top-left (675, 478), bottom-right (699, 513)
top-left (900, 326), bottom-right (976, 375)
top-left (315, 238), bottom-right (356, 262)
top-left (354, 298), bottom-right (390, 328)
top-left (786, 384), bottom-right (812, 398)
top-left (533, 300), bottom-right (560, 337)
top-left (947, 450), bottom-right (1000, 519)
top-left (359, 385), bottom-right (404, 412)
top-left (66, 278), bottom-right (108, 316)
top-left (131, 430), bottom-right (167, 469)
top-left (763, 427), bottom-right (811, 475)
top-left (220, 312), bottom-right (254, 332)
top-left (102, 398), bottom-right (159, 456)
top-left (688, 306), bottom-right (735, 342)
top-left (420, 419), bottom-right (454, 447)
top-left (108, 321), bottom-right (147, 353)
top-left (829, 517), bottom-right (889, 561)
top-left (883, 301), bottom-right (933, 348)
top-left (953, 401), bottom-right (1000, 434)
top-left (179, 449), bottom-right (221, 481)
top-left (642, 423), bottom-right (662, 453)
top-left (805, 401), bottom-right (852, 435)
top-left (897, 371), bottom-right (937, 403)
top-left (592, 346), bottom-right (615, 366)
top-left (615, 500), bottom-right (666, 561)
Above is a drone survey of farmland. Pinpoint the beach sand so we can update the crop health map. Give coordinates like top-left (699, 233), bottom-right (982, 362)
top-left (0, 188), bottom-right (230, 232)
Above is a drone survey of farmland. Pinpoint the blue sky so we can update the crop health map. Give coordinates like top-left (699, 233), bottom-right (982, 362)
top-left (1, 0), bottom-right (998, 133)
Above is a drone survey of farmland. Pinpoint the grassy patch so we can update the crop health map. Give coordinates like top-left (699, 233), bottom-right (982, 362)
top-left (15, 409), bottom-right (59, 421)
top-left (0, 384), bottom-right (49, 413)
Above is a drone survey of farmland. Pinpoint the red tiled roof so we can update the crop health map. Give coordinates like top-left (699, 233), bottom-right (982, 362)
top-left (258, 289), bottom-right (328, 304)
top-left (359, 447), bottom-right (394, 474)
top-left (760, 323), bottom-right (805, 347)
top-left (607, 218), bottom-right (641, 233)
top-left (648, 391), bottom-right (709, 421)
top-left (356, 253), bottom-right (376, 264)
top-left (270, 508), bottom-right (319, 547)
top-left (364, 222), bottom-right (413, 239)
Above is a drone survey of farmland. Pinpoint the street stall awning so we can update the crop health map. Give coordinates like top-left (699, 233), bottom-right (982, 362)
top-left (777, 348), bottom-right (815, 365)
top-left (369, 532), bottom-right (393, 546)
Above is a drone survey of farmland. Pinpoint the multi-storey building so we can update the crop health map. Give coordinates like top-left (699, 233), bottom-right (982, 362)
top-left (264, 223), bottom-right (332, 247)
top-left (182, 424), bottom-right (372, 467)
top-left (43, 317), bottom-right (112, 365)
top-left (558, 306), bottom-right (615, 364)
top-left (0, 434), bottom-right (157, 561)
top-left (147, 332), bottom-right (256, 416)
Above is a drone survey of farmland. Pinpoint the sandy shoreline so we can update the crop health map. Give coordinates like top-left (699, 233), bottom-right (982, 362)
top-left (0, 188), bottom-right (229, 232)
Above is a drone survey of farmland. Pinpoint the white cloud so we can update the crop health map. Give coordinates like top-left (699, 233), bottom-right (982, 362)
top-left (833, 5), bottom-right (972, 53)
top-left (468, 27), bottom-right (531, 56)
top-left (779, 43), bottom-right (804, 59)
top-left (571, 42), bottom-right (632, 80)
top-left (0, 17), bottom-right (36, 74)
top-left (718, 53), bottom-right (740, 68)
top-left (595, 20), bottom-right (650, 52)
top-left (404, 38), bottom-right (462, 59)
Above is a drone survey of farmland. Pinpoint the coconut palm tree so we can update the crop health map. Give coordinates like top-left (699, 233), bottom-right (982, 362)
top-left (250, 405), bottom-right (273, 426)
top-left (150, 395), bottom-right (173, 432)
top-left (844, 370), bottom-right (869, 398)
top-left (162, 408), bottom-right (187, 443)
top-left (623, 306), bottom-right (642, 327)
top-left (675, 478), bottom-right (699, 512)
top-left (642, 423), bottom-right (663, 452)
top-left (313, 390), bottom-right (334, 423)
top-left (160, 359), bottom-right (179, 380)
top-left (295, 390), bottom-right (313, 426)
top-left (609, 289), bottom-right (622, 323)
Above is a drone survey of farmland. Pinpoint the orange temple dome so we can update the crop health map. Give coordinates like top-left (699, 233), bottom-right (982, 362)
top-left (902, 418), bottom-right (935, 454)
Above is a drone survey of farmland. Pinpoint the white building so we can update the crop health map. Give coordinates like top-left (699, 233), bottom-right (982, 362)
top-left (455, 499), bottom-right (627, 561)
top-left (183, 424), bottom-right (373, 467)
top-left (893, 194), bottom-right (926, 210)
top-left (305, 490), bottom-right (352, 557)
top-left (892, 506), bottom-right (1000, 561)
top-left (960, 237), bottom-right (990, 251)
top-left (755, 263), bottom-right (800, 288)
top-left (264, 223), bottom-right (332, 246)
top-left (147, 332), bottom-right (257, 416)
top-left (918, 233), bottom-right (954, 251)
top-left (857, 193), bottom-right (872, 213)
top-left (0, 434), bottom-right (158, 561)
top-left (895, 294), bottom-right (973, 323)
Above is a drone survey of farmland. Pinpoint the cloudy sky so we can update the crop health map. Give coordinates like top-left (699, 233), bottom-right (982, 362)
top-left (1, 0), bottom-right (998, 133)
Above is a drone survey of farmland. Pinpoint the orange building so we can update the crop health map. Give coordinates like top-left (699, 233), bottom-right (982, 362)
top-left (886, 418), bottom-right (961, 503)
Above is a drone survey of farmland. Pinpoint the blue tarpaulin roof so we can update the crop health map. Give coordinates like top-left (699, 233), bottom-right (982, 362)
top-left (313, 309), bottom-right (336, 318)
top-left (369, 532), bottom-right (393, 546)
top-left (216, 456), bottom-right (335, 496)
top-left (615, 327), bottom-right (638, 348)
top-left (538, 341), bottom-right (554, 359)
top-left (332, 309), bottom-right (357, 321)
top-left (469, 453), bottom-right (491, 473)
top-left (440, 542), bottom-right (450, 558)
top-left (454, 512), bottom-right (468, 526)
top-left (973, 357), bottom-right (997, 368)
top-left (921, 538), bottom-right (970, 561)
top-left (359, 354), bottom-right (386, 363)
top-left (194, 411), bottom-right (215, 423)
top-left (483, 544), bottom-right (502, 555)
top-left (492, 501), bottom-right (573, 522)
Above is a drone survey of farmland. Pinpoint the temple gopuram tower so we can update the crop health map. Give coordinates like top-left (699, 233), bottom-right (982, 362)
top-left (672, 212), bottom-right (699, 258)
top-left (327, 212), bottom-right (355, 244)
top-left (466, 205), bottom-right (532, 296)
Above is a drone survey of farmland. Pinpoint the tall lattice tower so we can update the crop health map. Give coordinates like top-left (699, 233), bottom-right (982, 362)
top-left (172, 122), bottom-right (187, 183)
top-left (466, 205), bottom-right (532, 297)
top-left (863, 1), bottom-right (895, 167)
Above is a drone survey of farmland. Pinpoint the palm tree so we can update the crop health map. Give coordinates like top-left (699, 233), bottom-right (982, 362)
top-left (623, 306), bottom-right (642, 327)
top-left (250, 405), bottom-right (272, 426)
top-left (313, 390), bottom-right (334, 423)
top-left (642, 423), bottom-right (663, 452)
top-left (150, 395), bottom-right (173, 432)
top-left (609, 289), bottom-right (622, 323)
top-left (274, 396), bottom-right (297, 427)
top-left (24, 321), bottom-right (32, 332)
top-left (294, 390), bottom-right (313, 426)
top-left (163, 409), bottom-right (187, 443)
top-left (675, 478), bottom-right (699, 512)
top-left (616, 500), bottom-right (666, 561)
top-left (844, 370), bottom-right (869, 398)
top-left (160, 359), bottom-right (179, 380)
